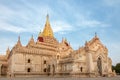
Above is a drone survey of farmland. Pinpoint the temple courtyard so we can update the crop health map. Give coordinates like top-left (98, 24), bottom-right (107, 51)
top-left (0, 76), bottom-right (120, 80)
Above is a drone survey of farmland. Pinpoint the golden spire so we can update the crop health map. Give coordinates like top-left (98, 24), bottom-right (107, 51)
top-left (42, 14), bottom-right (54, 37)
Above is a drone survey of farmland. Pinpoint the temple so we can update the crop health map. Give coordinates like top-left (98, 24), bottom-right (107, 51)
top-left (0, 15), bottom-right (115, 77)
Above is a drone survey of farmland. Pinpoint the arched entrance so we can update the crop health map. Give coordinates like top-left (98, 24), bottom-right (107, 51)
top-left (97, 57), bottom-right (102, 76)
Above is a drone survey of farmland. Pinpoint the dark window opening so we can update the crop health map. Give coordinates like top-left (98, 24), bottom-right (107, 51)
top-left (27, 68), bottom-right (31, 72)
top-left (44, 68), bottom-right (46, 72)
top-left (57, 55), bottom-right (59, 59)
top-left (44, 60), bottom-right (46, 64)
top-left (28, 59), bottom-right (30, 63)
top-left (80, 67), bottom-right (83, 72)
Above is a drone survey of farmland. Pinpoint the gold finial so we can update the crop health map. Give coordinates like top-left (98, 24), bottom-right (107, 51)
top-left (46, 14), bottom-right (49, 25)
top-left (47, 14), bottom-right (49, 20)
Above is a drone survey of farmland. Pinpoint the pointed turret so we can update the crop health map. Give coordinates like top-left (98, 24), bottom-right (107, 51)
top-left (62, 38), bottom-right (67, 43)
top-left (38, 30), bottom-right (43, 37)
top-left (30, 35), bottom-right (34, 43)
top-left (85, 41), bottom-right (88, 46)
top-left (62, 38), bottom-right (69, 46)
top-left (94, 32), bottom-right (99, 40)
top-left (95, 32), bottom-right (97, 38)
top-left (27, 35), bottom-right (35, 46)
top-left (95, 32), bottom-right (97, 37)
top-left (15, 36), bottom-right (22, 47)
top-left (6, 47), bottom-right (10, 58)
top-left (42, 14), bottom-right (54, 37)
top-left (85, 41), bottom-right (89, 51)
top-left (6, 47), bottom-right (10, 54)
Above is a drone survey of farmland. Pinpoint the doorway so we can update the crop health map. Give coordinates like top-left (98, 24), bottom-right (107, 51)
top-left (97, 57), bottom-right (102, 76)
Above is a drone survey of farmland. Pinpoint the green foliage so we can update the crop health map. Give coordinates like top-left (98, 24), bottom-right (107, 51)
top-left (112, 63), bottom-right (120, 74)
top-left (112, 65), bottom-right (115, 71)
top-left (115, 63), bottom-right (120, 74)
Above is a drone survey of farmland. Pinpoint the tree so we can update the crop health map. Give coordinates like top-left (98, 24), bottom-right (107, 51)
top-left (112, 65), bottom-right (115, 71)
top-left (115, 63), bottom-right (120, 74)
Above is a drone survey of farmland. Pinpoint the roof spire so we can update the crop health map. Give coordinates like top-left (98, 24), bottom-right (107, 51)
top-left (16, 35), bottom-right (22, 47)
top-left (6, 47), bottom-right (10, 52)
top-left (95, 32), bottom-right (97, 37)
top-left (62, 37), bottom-right (66, 43)
top-left (17, 35), bottom-right (20, 44)
top-left (38, 30), bottom-right (43, 37)
top-left (85, 41), bottom-right (87, 44)
top-left (6, 47), bottom-right (10, 58)
top-left (30, 35), bottom-right (34, 42)
top-left (27, 35), bottom-right (35, 46)
top-left (18, 35), bottom-right (20, 41)
top-left (47, 14), bottom-right (49, 21)
top-left (46, 14), bottom-right (50, 27)
top-left (41, 14), bottom-right (54, 37)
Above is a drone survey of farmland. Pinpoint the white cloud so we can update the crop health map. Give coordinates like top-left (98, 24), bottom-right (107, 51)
top-left (79, 20), bottom-right (110, 28)
top-left (0, 5), bottom-right (26, 33)
top-left (0, 20), bottom-right (25, 33)
top-left (0, 5), bottom-right (14, 17)
top-left (52, 21), bottom-right (73, 33)
top-left (74, 13), bottom-right (110, 28)
top-left (57, 31), bottom-right (67, 35)
top-left (0, 2), bottom-right (57, 33)
top-left (56, 0), bottom-right (110, 28)
top-left (0, 0), bottom-right (110, 34)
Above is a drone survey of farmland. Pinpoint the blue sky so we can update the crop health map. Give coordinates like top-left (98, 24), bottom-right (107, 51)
top-left (0, 0), bottom-right (120, 65)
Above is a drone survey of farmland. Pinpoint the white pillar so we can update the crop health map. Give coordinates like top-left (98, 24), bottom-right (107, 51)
top-left (87, 52), bottom-right (94, 73)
